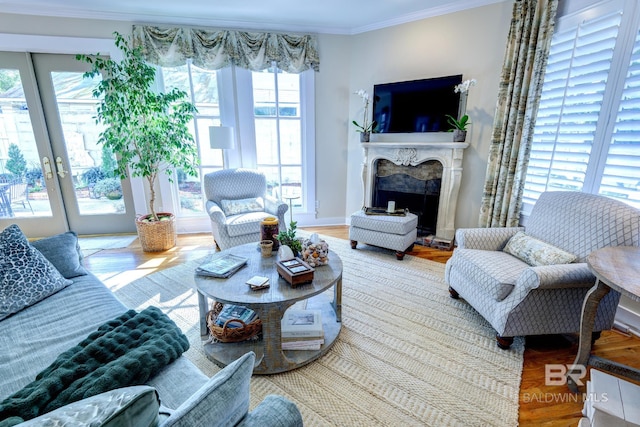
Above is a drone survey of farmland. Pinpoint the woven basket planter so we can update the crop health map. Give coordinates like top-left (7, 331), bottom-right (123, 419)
top-left (206, 301), bottom-right (262, 343)
top-left (135, 212), bottom-right (177, 252)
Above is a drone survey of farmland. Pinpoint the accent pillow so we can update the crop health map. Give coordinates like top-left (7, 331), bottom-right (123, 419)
top-left (503, 231), bottom-right (577, 267)
top-left (0, 224), bottom-right (73, 321)
top-left (162, 351), bottom-right (255, 427)
top-left (220, 197), bottom-right (264, 216)
top-left (31, 231), bottom-right (88, 279)
top-left (18, 386), bottom-right (160, 427)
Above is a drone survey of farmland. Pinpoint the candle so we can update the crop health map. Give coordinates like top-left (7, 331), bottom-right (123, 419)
top-left (387, 201), bottom-right (395, 213)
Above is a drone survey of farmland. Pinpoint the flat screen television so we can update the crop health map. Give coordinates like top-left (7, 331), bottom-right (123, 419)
top-left (372, 74), bottom-right (463, 134)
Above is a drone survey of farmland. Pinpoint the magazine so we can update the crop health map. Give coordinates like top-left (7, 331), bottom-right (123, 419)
top-left (215, 304), bottom-right (257, 329)
top-left (196, 254), bottom-right (248, 278)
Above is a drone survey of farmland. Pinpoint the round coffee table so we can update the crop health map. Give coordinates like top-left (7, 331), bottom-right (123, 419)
top-left (195, 242), bottom-right (343, 374)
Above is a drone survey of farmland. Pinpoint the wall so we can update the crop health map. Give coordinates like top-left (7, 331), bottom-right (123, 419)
top-left (345, 2), bottom-right (513, 231)
top-left (312, 34), bottom-right (351, 224)
top-left (0, 3), bottom-right (513, 230)
top-left (0, 13), bottom-right (129, 40)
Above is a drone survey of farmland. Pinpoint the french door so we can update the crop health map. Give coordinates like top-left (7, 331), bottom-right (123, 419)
top-left (0, 52), bottom-right (136, 237)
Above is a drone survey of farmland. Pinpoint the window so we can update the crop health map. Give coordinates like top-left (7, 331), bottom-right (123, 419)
top-left (523, 0), bottom-right (640, 214)
top-left (157, 62), bottom-right (315, 226)
top-left (159, 61), bottom-right (222, 216)
top-left (252, 67), bottom-right (303, 211)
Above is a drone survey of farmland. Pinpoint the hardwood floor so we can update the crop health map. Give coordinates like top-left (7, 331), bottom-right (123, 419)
top-left (82, 225), bottom-right (640, 426)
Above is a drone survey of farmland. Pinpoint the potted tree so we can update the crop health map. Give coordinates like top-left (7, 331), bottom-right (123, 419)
top-left (77, 32), bottom-right (198, 251)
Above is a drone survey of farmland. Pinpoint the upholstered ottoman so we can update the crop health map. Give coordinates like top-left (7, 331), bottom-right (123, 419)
top-left (349, 210), bottom-right (418, 260)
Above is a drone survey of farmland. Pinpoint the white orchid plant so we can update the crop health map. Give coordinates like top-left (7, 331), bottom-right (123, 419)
top-left (446, 78), bottom-right (477, 131)
top-left (454, 78), bottom-right (477, 94)
top-left (352, 89), bottom-right (377, 133)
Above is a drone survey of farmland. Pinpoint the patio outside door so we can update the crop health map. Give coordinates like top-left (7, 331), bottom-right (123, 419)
top-left (0, 52), bottom-right (136, 237)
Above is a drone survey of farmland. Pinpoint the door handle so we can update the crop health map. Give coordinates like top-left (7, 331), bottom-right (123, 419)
top-left (42, 157), bottom-right (54, 180)
top-left (55, 157), bottom-right (68, 178)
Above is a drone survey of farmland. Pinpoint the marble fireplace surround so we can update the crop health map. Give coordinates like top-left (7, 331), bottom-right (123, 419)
top-left (361, 141), bottom-right (469, 241)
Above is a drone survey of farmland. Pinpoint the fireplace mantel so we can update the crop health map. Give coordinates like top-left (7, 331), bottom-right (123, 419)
top-left (361, 141), bottom-right (469, 241)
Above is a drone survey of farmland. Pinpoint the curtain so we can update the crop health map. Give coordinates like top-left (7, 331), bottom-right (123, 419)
top-left (478, 0), bottom-right (558, 227)
top-left (132, 25), bottom-right (320, 73)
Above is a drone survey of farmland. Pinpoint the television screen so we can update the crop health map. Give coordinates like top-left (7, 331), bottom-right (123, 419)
top-left (372, 75), bottom-right (463, 134)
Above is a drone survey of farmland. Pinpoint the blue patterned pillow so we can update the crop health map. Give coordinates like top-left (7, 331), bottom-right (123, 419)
top-left (18, 386), bottom-right (160, 426)
top-left (503, 231), bottom-right (577, 266)
top-left (220, 197), bottom-right (264, 216)
top-left (0, 224), bottom-right (73, 320)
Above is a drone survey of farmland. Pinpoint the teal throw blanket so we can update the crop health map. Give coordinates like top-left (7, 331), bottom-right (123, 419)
top-left (0, 306), bottom-right (189, 426)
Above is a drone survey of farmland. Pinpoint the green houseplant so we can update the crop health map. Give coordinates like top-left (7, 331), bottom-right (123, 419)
top-left (445, 78), bottom-right (477, 142)
top-left (276, 221), bottom-right (303, 255)
top-left (352, 89), bottom-right (377, 142)
top-left (445, 114), bottom-right (470, 142)
top-left (77, 32), bottom-right (198, 251)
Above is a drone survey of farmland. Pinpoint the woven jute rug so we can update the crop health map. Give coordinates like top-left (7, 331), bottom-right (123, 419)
top-left (106, 233), bottom-right (524, 426)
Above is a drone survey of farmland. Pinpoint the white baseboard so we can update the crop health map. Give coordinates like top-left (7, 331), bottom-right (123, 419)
top-left (613, 304), bottom-right (640, 338)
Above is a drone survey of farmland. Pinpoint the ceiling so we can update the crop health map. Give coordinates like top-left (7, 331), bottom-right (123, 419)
top-left (0, 0), bottom-right (506, 35)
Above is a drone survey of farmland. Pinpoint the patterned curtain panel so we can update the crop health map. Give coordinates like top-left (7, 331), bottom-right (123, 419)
top-left (132, 25), bottom-right (320, 73)
top-left (478, 0), bottom-right (558, 228)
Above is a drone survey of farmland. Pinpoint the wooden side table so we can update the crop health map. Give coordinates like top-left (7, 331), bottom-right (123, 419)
top-left (567, 246), bottom-right (640, 393)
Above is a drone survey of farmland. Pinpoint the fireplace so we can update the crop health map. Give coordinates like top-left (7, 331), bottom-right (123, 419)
top-left (372, 159), bottom-right (442, 235)
top-left (360, 141), bottom-right (469, 241)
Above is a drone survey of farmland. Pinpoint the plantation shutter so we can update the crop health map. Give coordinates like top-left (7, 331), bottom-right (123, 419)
top-left (523, 10), bottom-right (623, 209)
top-left (598, 29), bottom-right (640, 205)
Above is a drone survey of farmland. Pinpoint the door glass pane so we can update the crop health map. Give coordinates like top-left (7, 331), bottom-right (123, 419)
top-left (50, 71), bottom-right (125, 215)
top-left (0, 68), bottom-right (52, 218)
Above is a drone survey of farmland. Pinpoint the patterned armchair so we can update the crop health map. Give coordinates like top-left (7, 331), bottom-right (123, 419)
top-left (445, 191), bottom-right (640, 349)
top-left (204, 169), bottom-right (288, 250)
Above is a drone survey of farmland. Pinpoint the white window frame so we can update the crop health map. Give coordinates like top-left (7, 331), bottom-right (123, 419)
top-left (162, 64), bottom-right (316, 233)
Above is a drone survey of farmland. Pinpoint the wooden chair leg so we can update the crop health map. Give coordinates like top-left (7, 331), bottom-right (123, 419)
top-left (395, 251), bottom-right (405, 260)
top-left (496, 334), bottom-right (514, 350)
top-left (350, 240), bottom-right (357, 249)
top-left (449, 287), bottom-right (460, 299)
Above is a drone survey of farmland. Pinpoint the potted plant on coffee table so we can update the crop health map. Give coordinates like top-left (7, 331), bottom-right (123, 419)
top-left (77, 32), bottom-right (198, 252)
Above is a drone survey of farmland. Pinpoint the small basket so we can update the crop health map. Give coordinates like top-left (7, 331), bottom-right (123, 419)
top-left (206, 301), bottom-right (262, 343)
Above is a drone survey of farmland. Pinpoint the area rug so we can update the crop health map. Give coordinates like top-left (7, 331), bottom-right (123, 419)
top-left (106, 234), bottom-right (524, 427)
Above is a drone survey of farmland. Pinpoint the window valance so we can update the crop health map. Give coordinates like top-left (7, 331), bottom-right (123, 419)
top-left (132, 25), bottom-right (320, 73)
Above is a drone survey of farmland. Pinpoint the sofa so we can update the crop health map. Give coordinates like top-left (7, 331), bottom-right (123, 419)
top-left (0, 225), bottom-right (303, 426)
top-left (445, 191), bottom-right (640, 349)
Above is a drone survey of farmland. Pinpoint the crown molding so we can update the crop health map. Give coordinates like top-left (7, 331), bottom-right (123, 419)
top-left (350, 0), bottom-right (507, 34)
top-left (0, 0), bottom-right (507, 36)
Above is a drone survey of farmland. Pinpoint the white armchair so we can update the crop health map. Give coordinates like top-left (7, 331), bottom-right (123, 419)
top-left (204, 169), bottom-right (288, 250)
top-left (445, 191), bottom-right (640, 349)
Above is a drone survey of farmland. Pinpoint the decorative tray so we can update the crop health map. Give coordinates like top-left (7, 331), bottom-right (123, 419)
top-left (363, 207), bottom-right (408, 216)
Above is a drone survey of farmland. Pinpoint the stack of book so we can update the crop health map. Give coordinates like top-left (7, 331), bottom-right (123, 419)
top-left (281, 309), bottom-right (324, 350)
top-left (215, 304), bottom-right (258, 328)
top-left (246, 275), bottom-right (270, 290)
top-left (196, 254), bottom-right (248, 278)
